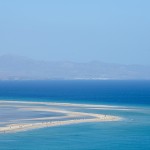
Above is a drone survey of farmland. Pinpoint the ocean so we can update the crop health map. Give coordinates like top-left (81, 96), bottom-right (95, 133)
top-left (0, 80), bottom-right (150, 150)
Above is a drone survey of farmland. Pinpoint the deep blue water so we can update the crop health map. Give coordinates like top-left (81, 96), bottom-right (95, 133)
top-left (0, 80), bottom-right (150, 150)
top-left (0, 80), bottom-right (150, 106)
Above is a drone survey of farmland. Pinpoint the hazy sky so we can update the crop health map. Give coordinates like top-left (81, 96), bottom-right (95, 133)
top-left (0, 0), bottom-right (150, 65)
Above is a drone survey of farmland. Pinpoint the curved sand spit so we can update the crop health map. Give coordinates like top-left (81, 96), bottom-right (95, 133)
top-left (0, 101), bottom-right (122, 133)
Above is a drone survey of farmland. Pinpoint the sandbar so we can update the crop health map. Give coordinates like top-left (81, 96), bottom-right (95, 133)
top-left (0, 100), bottom-right (122, 133)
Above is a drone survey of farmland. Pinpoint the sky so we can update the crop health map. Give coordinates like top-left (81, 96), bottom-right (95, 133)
top-left (0, 0), bottom-right (150, 65)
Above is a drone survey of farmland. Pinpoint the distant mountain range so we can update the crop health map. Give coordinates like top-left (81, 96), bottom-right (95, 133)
top-left (0, 55), bottom-right (150, 80)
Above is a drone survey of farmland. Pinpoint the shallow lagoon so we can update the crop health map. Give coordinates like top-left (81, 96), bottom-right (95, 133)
top-left (0, 80), bottom-right (150, 149)
top-left (0, 104), bottom-right (150, 150)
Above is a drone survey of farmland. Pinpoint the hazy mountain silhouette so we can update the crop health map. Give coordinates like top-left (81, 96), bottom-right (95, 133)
top-left (0, 55), bottom-right (150, 80)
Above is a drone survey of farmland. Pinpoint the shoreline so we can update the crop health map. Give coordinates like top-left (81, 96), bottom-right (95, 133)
top-left (0, 100), bottom-right (122, 133)
top-left (0, 117), bottom-right (121, 133)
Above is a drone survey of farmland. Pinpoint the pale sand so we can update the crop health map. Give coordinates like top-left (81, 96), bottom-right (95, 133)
top-left (0, 100), bottom-right (125, 108)
top-left (0, 101), bottom-right (122, 133)
top-left (0, 117), bottom-right (120, 133)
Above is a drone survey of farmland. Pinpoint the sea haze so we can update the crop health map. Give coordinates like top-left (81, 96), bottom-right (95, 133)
top-left (0, 55), bottom-right (150, 80)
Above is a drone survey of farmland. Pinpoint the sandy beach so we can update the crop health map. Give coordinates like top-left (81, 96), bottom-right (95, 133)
top-left (0, 100), bottom-right (122, 133)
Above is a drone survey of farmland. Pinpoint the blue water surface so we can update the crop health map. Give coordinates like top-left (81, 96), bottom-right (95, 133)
top-left (0, 80), bottom-right (150, 105)
top-left (0, 80), bottom-right (150, 150)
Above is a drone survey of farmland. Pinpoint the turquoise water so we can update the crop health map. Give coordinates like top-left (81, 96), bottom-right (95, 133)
top-left (0, 80), bottom-right (150, 150)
